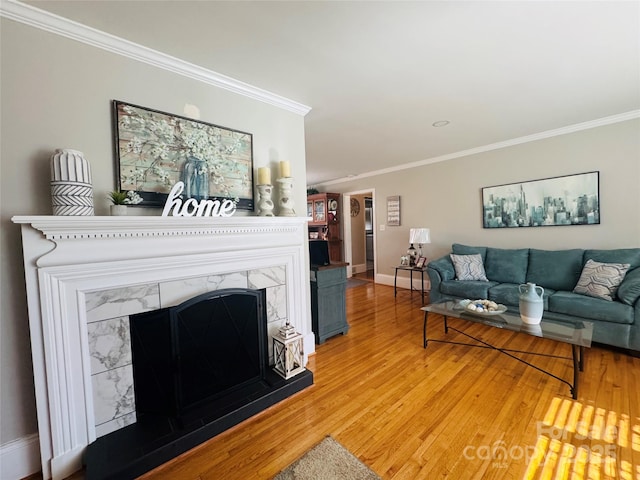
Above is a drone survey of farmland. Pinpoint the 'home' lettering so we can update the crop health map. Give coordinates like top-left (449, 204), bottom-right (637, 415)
top-left (162, 182), bottom-right (237, 217)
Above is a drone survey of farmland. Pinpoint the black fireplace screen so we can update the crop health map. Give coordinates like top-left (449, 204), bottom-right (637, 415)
top-left (130, 288), bottom-right (268, 417)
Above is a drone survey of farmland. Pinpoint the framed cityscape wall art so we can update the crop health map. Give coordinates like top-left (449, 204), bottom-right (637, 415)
top-left (482, 171), bottom-right (600, 228)
top-left (112, 100), bottom-right (254, 210)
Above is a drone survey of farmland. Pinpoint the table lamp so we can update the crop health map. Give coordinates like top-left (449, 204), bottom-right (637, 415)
top-left (408, 228), bottom-right (430, 266)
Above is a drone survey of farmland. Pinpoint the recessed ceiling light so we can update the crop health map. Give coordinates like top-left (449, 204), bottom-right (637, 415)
top-left (432, 120), bottom-right (450, 127)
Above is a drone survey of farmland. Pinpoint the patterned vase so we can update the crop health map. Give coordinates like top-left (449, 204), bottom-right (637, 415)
top-left (51, 149), bottom-right (94, 215)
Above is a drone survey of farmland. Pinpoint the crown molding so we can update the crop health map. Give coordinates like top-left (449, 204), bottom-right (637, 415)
top-left (315, 109), bottom-right (640, 187)
top-left (0, 0), bottom-right (312, 116)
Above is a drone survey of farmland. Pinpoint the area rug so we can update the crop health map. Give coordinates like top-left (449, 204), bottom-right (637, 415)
top-left (346, 278), bottom-right (369, 289)
top-left (273, 436), bottom-right (381, 480)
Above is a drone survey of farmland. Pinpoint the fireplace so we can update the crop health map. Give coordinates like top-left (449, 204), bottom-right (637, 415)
top-left (12, 216), bottom-right (315, 480)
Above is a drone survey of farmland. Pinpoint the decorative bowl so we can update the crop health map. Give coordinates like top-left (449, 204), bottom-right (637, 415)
top-left (456, 299), bottom-right (507, 315)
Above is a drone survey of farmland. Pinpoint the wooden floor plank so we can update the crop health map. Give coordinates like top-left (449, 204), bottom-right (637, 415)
top-left (53, 281), bottom-right (639, 480)
top-left (138, 282), bottom-right (640, 480)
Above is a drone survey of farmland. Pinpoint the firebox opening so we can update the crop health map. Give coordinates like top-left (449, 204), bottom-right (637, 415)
top-left (130, 288), bottom-right (268, 420)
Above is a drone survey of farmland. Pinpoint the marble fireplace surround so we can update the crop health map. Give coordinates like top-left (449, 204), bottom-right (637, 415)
top-left (13, 216), bottom-right (314, 480)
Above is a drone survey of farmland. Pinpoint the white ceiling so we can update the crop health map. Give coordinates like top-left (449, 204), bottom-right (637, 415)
top-left (24, 1), bottom-right (640, 185)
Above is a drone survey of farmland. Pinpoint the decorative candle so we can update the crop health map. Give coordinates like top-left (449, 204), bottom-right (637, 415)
top-left (279, 161), bottom-right (291, 178)
top-left (258, 167), bottom-right (271, 185)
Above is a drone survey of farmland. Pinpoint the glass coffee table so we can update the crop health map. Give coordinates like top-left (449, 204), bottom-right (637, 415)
top-left (421, 301), bottom-right (593, 399)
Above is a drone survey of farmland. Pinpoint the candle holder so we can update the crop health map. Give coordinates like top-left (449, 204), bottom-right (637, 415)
top-left (277, 177), bottom-right (296, 217)
top-left (257, 184), bottom-right (275, 216)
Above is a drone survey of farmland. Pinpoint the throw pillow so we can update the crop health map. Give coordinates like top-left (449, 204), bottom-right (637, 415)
top-left (573, 259), bottom-right (630, 301)
top-left (450, 253), bottom-right (488, 281)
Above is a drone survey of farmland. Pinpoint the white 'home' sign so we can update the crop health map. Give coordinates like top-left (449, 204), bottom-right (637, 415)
top-left (162, 181), bottom-right (237, 217)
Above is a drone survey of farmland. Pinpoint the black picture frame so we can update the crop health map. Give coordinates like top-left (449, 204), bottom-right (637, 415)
top-left (112, 100), bottom-right (254, 210)
top-left (482, 171), bottom-right (600, 228)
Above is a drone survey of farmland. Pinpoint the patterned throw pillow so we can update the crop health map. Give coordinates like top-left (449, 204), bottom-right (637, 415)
top-left (450, 254), bottom-right (488, 281)
top-left (573, 259), bottom-right (630, 301)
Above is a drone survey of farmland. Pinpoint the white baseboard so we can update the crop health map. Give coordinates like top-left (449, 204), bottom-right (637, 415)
top-left (375, 273), bottom-right (395, 287)
top-left (376, 273), bottom-right (431, 291)
top-left (0, 433), bottom-right (41, 480)
top-left (303, 332), bottom-right (316, 364)
top-left (351, 263), bottom-right (368, 275)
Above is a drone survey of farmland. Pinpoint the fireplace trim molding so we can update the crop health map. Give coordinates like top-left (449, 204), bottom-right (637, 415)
top-left (12, 215), bottom-right (314, 480)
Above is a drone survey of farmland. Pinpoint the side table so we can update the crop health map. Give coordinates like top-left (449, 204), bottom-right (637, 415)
top-left (394, 265), bottom-right (427, 304)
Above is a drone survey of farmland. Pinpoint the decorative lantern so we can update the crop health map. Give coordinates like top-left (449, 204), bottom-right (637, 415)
top-left (273, 322), bottom-right (305, 379)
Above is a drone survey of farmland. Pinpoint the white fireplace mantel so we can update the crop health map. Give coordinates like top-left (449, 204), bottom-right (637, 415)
top-left (12, 215), bottom-right (314, 480)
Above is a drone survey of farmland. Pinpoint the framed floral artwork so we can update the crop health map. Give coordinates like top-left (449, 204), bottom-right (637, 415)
top-left (112, 100), bottom-right (254, 210)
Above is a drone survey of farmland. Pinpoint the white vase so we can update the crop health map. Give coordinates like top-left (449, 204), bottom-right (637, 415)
top-left (519, 282), bottom-right (544, 325)
top-left (110, 204), bottom-right (127, 216)
top-left (50, 149), bottom-right (94, 215)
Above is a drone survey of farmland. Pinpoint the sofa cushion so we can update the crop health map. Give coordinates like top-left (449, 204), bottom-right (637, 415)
top-left (617, 267), bottom-right (640, 306)
top-left (573, 259), bottom-right (630, 301)
top-left (440, 280), bottom-right (497, 300)
top-left (484, 248), bottom-right (529, 284)
top-left (584, 248), bottom-right (640, 269)
top-left (452, 244), bottom-right (488, 263)
top-left (549, 291), bottom-right (634, 324)
top-left (488, 283), bottom-right (555, 310)
top-left (450, 254), bottom-right (488, 281)
top-left (526, 249), bottom-right (584, 291)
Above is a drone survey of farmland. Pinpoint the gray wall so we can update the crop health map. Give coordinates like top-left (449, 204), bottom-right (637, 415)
top-left (324, 119), bottom-right (640, 278)
top-left (0, 18), bottom-right (307, 446)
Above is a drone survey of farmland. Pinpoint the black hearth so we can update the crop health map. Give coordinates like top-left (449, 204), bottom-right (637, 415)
top-left (84, 288), bottom-right (313, 480)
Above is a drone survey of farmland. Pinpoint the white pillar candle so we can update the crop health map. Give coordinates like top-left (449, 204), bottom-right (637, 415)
top-left (258, 167), bottom-right (271, 185)
top-left (279, 161), bottom-right (291, 178)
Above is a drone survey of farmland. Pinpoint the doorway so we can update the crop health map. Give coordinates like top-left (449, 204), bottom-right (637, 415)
top-left (343, 189), bottom-right (375, 281)
top-left (364, 197), bottom-right (374, 275)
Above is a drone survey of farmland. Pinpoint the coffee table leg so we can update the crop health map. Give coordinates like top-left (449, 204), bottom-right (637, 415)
top-left (423, 311), bottom-right (428, 348)
top-left (444, 315), bottom-right (448, 334)
top-left (579, 346), bottom-right (584, 371)
top-left (571, 344), bottom-right (579, 399)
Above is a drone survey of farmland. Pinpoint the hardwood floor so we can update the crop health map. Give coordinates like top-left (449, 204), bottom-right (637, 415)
top-left (60, 281), bottom-right (640, 479)
top-left (354, 269), bottom-right (375, 281)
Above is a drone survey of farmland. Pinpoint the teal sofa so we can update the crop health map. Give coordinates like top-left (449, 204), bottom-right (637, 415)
top-left (427, 244), bottom-right (640, 353)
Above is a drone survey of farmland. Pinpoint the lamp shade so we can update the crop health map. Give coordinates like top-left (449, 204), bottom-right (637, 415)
top-left (409, 228), bottom-right (430, 245)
